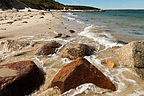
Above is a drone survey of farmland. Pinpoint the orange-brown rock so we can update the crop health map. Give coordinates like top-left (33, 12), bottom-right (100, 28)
top-left (50, 57), bottom-right (116, 93)
top-left (103, 60), bottom-right (115, 68)
top-left (0, 60), bottom-right (45, 96)
top-left (36, 41), bottom-right (62, 55)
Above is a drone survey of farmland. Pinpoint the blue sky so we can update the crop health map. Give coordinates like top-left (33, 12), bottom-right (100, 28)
top-left (55, 0), bottom-right (144, 9)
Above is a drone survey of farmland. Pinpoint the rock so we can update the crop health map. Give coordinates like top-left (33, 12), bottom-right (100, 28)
top-left (0, 60), bottom-right (45, 96)
top-left (12, 8), bottom-right (18, 12)
top-left (36, 41), bottom-right (62, 55)
top-left (50, 57), bottom-right (116, 93)
top-left (114, 41), bottom-right (144, 79)
top-left (3, 40), bottom-right (31, 52)
top-left (7, 21), bottom-right (13, 24)
top-left (59, 44), bottom-right (94, 60)
top-left (61, 34), bottom-right (70, 38)
top-left (69, 30), bottom-right (75, 33)
top-left (39, 12), bottom-right (45, 15)
top-left (0, 28), bottom-right (6, 30)
top-left (116, 41), bottom-right (144, 68)
top-left (28, 10), bottom-right (31, 12)
top-left (103, 60), bottom-right (115, 68)
top-left (23, 21), bottom-right (28, 23)
top-left (54, 34), bottom-right (70, 39)
top-left (0, 37), bottom-right (5, 39)
top-left (54, 33), bottom-right (62, 38)
top-left (40, 16), bottom-right (44, 18)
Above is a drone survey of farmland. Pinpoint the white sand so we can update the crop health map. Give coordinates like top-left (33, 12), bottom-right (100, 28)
top-left (0, 9), bottom-right (62, 39)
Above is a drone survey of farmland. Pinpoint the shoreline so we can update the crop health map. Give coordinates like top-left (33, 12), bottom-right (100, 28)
top-left (0, 9), bottom-right (144, 96)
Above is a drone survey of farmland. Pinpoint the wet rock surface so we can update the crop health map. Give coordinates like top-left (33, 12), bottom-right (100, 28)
top-left (115, 41), bottom-right (144, 79)
top-left (0, 60), bottom-right (45, 96)
top-left (50, 57), bottom-right (116, 93)
top-left (116, 40), bottom-right (144, 68)
top-left (36, 41), bottom-right (62, 55)
top-left (98, 41), bottom-right (144, 80)
top-left (3, 40), bottom-right (32, 52)
top-left (59, 44), bottom-right (94, 60)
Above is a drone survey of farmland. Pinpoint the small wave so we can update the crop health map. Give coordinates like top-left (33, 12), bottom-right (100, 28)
top-left (62, 83), bottom-right (109, 96)
top-left (75, 20), bottom-right (84, 24)
top-left (79, 25), bottom-right (123, 48)
top-left (66, 12), bottom-right (78, 17)
top-left (62, 15), bottom-right (76, 21)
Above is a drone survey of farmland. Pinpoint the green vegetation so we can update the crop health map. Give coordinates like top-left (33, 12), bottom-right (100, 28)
top-left (18, 0), bottom-right (65, 9)
top-left (66, 5), bottom-right (100, 10)
top-left (0, 0), bottom-right (100, 10)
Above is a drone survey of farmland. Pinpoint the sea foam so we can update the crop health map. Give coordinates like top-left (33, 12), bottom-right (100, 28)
top-left (79, 25), bottom-right (123, 49)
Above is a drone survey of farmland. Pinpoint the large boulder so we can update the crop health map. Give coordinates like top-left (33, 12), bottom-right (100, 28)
top-left (0, 60), bottom-right (45, 96)
top-left (116, 41), bottom-right (144, 68)
top-left (59, 44), bottom-right (94, 60)
top-left (36, 41), bottom-right (62, 55)
top-left (50, 57), bottom-right (116, 93)
top-left (104, 41), bottom-right (144, 80)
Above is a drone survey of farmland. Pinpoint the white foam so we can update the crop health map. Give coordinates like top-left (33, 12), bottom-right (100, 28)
top-left (66, 12), bottom-right (78, 17)
top-left (75, 20), bottom-right (84, 24)
top-left (62, 83), bottom-right (109, 96)
top-left (79, 25), bottom-right (123, 49)
top-left (62, 15), bottom-right (76, 21)
top-left (127, 90), bottom-right (144, 96)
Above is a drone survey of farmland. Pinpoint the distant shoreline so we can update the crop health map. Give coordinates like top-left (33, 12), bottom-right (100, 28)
top-left (105, 9), bottom-right (144, 10)
top-left (50, 9), bottom-right (105, 12)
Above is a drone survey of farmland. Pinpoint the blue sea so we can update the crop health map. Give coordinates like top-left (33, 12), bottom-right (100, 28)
top-left (63, 10), bottom-right (144, 43)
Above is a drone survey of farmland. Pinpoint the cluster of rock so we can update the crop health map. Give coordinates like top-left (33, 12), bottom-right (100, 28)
top-left (1, 40), bottom-right (144, 95)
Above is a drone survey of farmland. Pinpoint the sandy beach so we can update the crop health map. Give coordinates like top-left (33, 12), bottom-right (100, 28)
top-left (0, 9), bottom-right (144, 96)
top-left (0, 9), bottom-right (62, 39)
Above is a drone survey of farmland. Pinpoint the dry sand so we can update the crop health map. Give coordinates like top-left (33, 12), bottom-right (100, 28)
top-left (0, 9), bottom-right (62, 39)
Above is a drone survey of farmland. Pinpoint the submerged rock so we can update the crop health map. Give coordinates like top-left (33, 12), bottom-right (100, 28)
top-left (3, 40), bottom-right (31, 52)
top-left (59, 44), bottom-right (94, 60)
top-left (50, 57), bottom-right (116, 93)
top-left (0, 60), bottom-right (45, 96)
top-left (36, 41), bottom-right (62, 55)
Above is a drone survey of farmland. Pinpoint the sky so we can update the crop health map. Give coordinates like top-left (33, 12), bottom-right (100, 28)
top-left (55, 0), bottom-right (144, 9)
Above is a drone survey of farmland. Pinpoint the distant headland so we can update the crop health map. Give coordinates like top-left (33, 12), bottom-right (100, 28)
top-left (0, 0), bottom-right (104, 11)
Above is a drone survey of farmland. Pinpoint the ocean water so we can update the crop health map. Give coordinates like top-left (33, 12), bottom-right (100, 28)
top-left (67, 10), bottom-right (144, 42)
